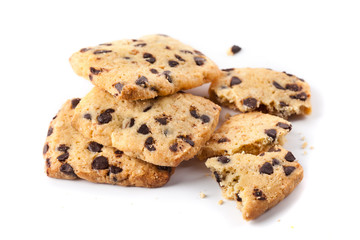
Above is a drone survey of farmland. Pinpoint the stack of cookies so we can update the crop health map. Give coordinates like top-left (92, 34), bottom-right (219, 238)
top-left (42, 34), bottom-right (312, 220)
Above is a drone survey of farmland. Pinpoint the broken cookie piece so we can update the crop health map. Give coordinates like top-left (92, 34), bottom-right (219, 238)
top-left (209, 68), bottom-right (312, 118)
top-left (205, 145), bottom-right (303, 220)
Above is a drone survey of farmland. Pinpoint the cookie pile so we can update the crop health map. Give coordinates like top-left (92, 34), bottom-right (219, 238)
top-left (43, 34), bottom-right (312, 220)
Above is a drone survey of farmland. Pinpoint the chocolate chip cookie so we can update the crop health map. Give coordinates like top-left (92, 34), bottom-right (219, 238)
top-left (71, 87), bottom-right (221, 167)
top-left (205, 145), bottom-right (303, 220)
top-left (70, 34), bottom-right (221, 100)
top-left (209, 68), bottom-right (312, 118)
top-left (43, 99), bottom-right (174, 187)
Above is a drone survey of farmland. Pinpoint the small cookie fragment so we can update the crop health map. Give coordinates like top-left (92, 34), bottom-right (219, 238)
top-left (43, 99), bottom-right (174, 188)
top-left (71, 87), bottom-right (221, 167)
top-left (200, 192), bottom-right (207, 198)
top-left (227, 45), bottom-right (241, 55)
top-left (69, 34), bottom-right (221, 100)
top-left (205, 145), bottom-right (303, 221)
top-left (198, 112), bottom-right (292, 160)
top-left (209, 68), bottom-right (312, 118)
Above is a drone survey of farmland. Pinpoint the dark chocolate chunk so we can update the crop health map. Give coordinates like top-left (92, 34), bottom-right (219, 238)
top-left (194, 50), bottom-right (204, 55)
top-left (83, 113), bottom-right (92, 120)
top-left (43, 143), bottom-right (49, 154)
top-left (273, 81), bottom-right (285, 90)
top-left (268, 146), bottom-right (281, 152)
top-left (243, 97), bottom-right (258, 109)
top-left (286, 84), bottom-right (302, 92)
top-left (272, 158), bottom-right (280, 166)
top-left (47, 127), bottom-right (53, 136)
top-left (285, 151), bottom-right (296, 162)
top-left (218, 156), bottom-right (230, 164)
top-left (71, 98), bottom-right (81, 109)
top-left (97, 110), bottom-right (113, 124)
top-left (80, 48), bottom-right (91, 53)
top-left (279, 101), bottom-right (289, 107)
top-left (169, 143), bottom-right (178, 152)
top-left (200, 115), bottom-right (210, 123)
top-left (89, 74), bottom-right (93, 81)
top-left (87, 141), bottom-right (103, 153)
top-left (283, 166), bottom-right (296, 176)
top-left (230, 76), bottom-right (242, 87)
top-left (109, 165), bottom-right (123, 174)
top-left (137, 124), bottom-right (150, 135)
top-left (218, 137), bottom-right (230, 143)
top-left (236, 193), bottom-right (242, 202)
top-left (135, 76), bottom-right (149, 88)
top-left (93, 50), bottom-right (112, 54)
top-left (150, 68), bottom-right (158, 74)
top-left (178, 135), bottom-right (195, 147)
top-left (144, 137), bottom-right (156, 151)
top-left (282, 71), bottom-right (293, 77)
top-left (214, 171), bottom-right (222, 184)
top-left (265, 129), bottom-right (277, 140)
top-left (190, 106), bottom-right (200, 119)
top-left (129, 118), bottom-right (135, 127)
top-left (143, 106), bottom-right (152, 112)
top-left (134, 43), bottom-right (147, 47)
top-left (46, 158), bottom-right (51, 168)
top-left (143, 53), bottom-right (156, 64)
top-left (92, 156), bottom-right (109, 170)
top-left (90, 67), bottom-right (102, 75)
top-left (99, 43), bottom-right (112, 46)
top-left (162, 71), bottom-right (172, 83)
top-left (259, 162), bottom-right (274, 175)
top-left (175, 54), bottom-right (185, 62)
top-left (253, 188), bottom-right (266, 200)
top-left (180, 50), bottom-right (193, 54)
top-left (114, 82), bottom-right (124, 94)
top-left (222, 68), bottom-right (235, 72)
top-left (60, 163), bottom-right (76, 176)
top-left (114, 150), bottom-right (123, 157)
top-left (57, 144), bottom-right (70, 152)
top-left (276, 122), bottom-right (292, 130)
top-left (290, 92), bottom-right (307, 101)
top-left (230, 45), bottom-right (241, 54)
top-left (155, 116), bottom-right (169, 125)
top-left (168, 60), bottom-right (179, 67)
top-left (57, 152), bottom-right (69, 162)
top-left (194, 57), bottom-right (206, 66)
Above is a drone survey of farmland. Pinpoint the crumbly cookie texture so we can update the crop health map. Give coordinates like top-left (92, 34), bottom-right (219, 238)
top-left (209, 68), bottom-right (312, 118)
top-left (198, 112), bottom-right (292, 160)
top-left (43, 99), bottom-right (174, 188)
top-left (205, 145), bottom-right (303, 221)
top-left (69, 34), bottom-right (221, 100)
top-left (71, 87), bottom-right (221, 167)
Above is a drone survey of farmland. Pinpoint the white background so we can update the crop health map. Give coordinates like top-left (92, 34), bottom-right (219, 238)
top-left (1, 1), bottom-right (359, 239)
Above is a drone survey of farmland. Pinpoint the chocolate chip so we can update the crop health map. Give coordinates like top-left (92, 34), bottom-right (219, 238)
top-left (178, 135), bottom-right (195, 147)
top-left (236, 193), bottom-right (242, 202)
top-left (169, 143), bottom-right (178, 152)
top-left (283, 166), bottom-right (296, 176)
top-left (57, 144), bottom-right (69, 152)
top-left (272, 158), bottom-right (280, 166)
top-left (80, 48), bottom-right (91, 53)
top-left (230, 76), bottom-right (242, 87)
top-left (218, 156), bottom-right (230, 164)
top-left (243, 97), bottom-right (258, 109)
top-left (273, 81), bottom-right (285, 90)
top-left (168, 60), bottom-right (179, 67)
top-left (279, 101), bottom-right (289, 107)
top-left (135, 76), bottom-right (149, 88)
top-left (114, 82), bottom-right (124, 94)
top-left (145, 137), bottom-right (156, 151)
top-left (150, 68), bottom-right (158, 74)
top-left (97, 110), bottom-right (113, 124)
top-left (214, 171), bottom-right (222, 183)
top-left (60, 163), bottom-right (76, 176)
top-left (285, 151), bottom-right (296, 162)
top-left (198, 115), bottom-right (209, 124)
top-left (231, 45), bottom-right (241, 54)
top-left (265, 129), bottom-right (277, 140)
top-left (175, 54), bottom-right (185, 62)
top-left (155, 116), bottom-right (169, 125)
top-left (87, 141), bottom-right (103, 153)
top-left (162, 71), bottom-right (172, 83)
top-left (194, 50), bottom-right (204, 55)
top-left (151, 86), bottom-right (158, 92)
top-left (253, 188), bottom-right (266, 200)
top-left (268, 146), bottom-right (281, 152)
top-left (57, 152), bottom-right (69, 162)
top-left (99, 43), bottom-right (112, 46)
top-left (46, 158), bottom-right (51, 168)
top-left (129, 118), bottom-right (135, 127)
top-left (190, 106), bottom-right (200, 118)
top-left (71, 98), bottom-right (81, 109)
top-left (290, 92), bottom-right (307, 101)
top-left (143, 53), bottom-right (156, 64)
top-left (194, 57), bottom-right (206, 66)
top-left (137, 124), bottom-right (150, 135)
top-left (134, 43), bottom-right (146, 47)
top-left (83, 113), bottom-right (92, 120)
top-left (259, 162), bottom-right (274, 175)
top-left (92, 156), bottom-right (109, 170)
top-left (89, 74), bottom-right (93, 81)
top-left (90, 67), bottom-right (102, 75)
top-left (143, 106), bottom-right (152, 112)
top-left (165, 46), bottom-right (171, 50)
top-left (43, 143), bottom-right (49, 154)
top-left (276, 122), bottom-right (292, 130)
top-left (93, 50), bottom-right (112, 54)
top-left (109, 165), bottom-right (123, 174)
top-left (222, 68), bottom-right (234, 72)
top-left (114, 150), bottom-right (123, 157)
top-left (218, 137), bottom-right (230, 143)
top-left (157, 166), bottom-right (172, 172)
top-left (282, 71), bottom-right (293, 77)
top-left (180, 50), bottom-right (193, 54)
top-left (47, 127), bottom-right (53, 136)
top-left (286, 84), bottom-right (301, 92)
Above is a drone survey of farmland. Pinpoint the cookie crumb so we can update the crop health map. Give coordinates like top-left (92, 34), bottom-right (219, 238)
top-left (227, 45), bottom-right (241, 55)
top-left (218, 200), bottom-right (224, 205)
top-left (301, 142), bottom-right (308, 149)
top-left (200, 192), bottom-right (206, 198)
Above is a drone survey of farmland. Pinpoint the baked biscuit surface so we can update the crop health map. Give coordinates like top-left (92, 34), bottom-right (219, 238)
top-left (70, 34), bottom-right (221, 100)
